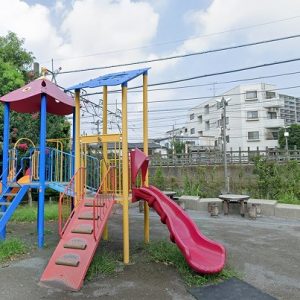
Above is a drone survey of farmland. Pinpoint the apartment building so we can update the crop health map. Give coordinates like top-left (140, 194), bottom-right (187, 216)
top-left (185, 83), bottom-right (294, 151)
top-left (158, 126), bottom-right (215, 152)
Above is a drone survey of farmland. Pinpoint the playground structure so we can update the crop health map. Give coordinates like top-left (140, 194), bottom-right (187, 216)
top-left (0, 68), bottom-right (226, 291)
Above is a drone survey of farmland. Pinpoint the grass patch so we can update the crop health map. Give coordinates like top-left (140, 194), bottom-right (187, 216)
top-left (0, 238), bottom-right (27, 263)
top-left (86, 252), bottom-right (120, 281)
top-left (144, 240), bottom-right (236, 287)
top-left (10, 203), bottom-right (58, 222)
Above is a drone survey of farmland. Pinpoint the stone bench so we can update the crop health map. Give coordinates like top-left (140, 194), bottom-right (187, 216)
top-left (178, 196), bottom-right (223, 212)
top-left (275, 203), bottom-right (300, 220)
top-left (247, 199), bottom-right (277, 216)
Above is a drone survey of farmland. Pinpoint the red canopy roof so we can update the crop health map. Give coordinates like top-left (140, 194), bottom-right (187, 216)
top-left (0, 78), bottom-right (74, 115)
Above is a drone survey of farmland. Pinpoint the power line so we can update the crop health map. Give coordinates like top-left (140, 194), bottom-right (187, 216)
top-left (44, 15), bottom-right (300, 64)
top-left (104, 70), bottom-right (300, 94)
top-left (58, 34), bottom-right (300, 74)
top-left (123, 84), bottom-right (300, 114)
top-left (148, 57), bottom-right (300, 87)
top-left (105, 85), bottom-right (300, 106)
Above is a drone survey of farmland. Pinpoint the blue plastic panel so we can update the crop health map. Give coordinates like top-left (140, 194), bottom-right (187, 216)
top-left (67, 68), bottom-right (150, 90)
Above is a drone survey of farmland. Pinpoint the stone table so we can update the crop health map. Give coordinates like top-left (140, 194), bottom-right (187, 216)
top-left (218, 194), bottom-right (250, 217)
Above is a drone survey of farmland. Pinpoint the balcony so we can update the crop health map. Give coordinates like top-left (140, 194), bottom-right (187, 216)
top-left (263, 97), bottom-right (283, 108)
top-left (264, 118), bottom-right (284, 128)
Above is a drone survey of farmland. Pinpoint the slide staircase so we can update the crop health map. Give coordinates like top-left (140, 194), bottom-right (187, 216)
top-left (0, 184), bottom-right (29, 233)
top-left (40, 167), bottom-right (115, 291)
top-left (0, 158), bottom-right (32, 233)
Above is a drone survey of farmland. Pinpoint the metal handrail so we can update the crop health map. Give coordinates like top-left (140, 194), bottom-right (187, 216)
top-left (58, 167), bottom-right (86, 237)
top-left (92, 166), bottom-right (115, 241)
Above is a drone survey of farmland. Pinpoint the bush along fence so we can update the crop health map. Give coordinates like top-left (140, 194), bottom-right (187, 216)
top-left (150, 146), bottom-right (300, 166)
top-left (148, 159), bottom-right (300, 205)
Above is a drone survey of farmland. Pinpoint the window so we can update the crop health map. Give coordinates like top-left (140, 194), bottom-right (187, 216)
top-left (198, 115), bottom-right (203, 123)
top-left (198, 130), bottom-right (203, 136)
top-left (247, 111), bottom-right (258, 120)
top-left (204, 104), bottom-right (209, 114)
top-left (245, 90), bottom-right (258, 100)
top-left (266, 131), bottom-right (279, 140)
top-left (226, 135), bottom-right (230, 143)
top-left (267, 112), bottom-right (277, 119)
top-left (205, 121), bottom-right (210, 130)
top-left (190, 113), bottom-right (195, 120)
top-left (266, 91), bottom-right (276, 99)
top-left (190, 128), bottom-right (195, 134)
top-left (184, 128), bottom-right (188, 133)
top-left (248, 131), bottom-right (259, 140)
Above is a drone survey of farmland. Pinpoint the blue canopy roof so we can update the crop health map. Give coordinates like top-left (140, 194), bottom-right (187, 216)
top-left (66, 68), bottom-right (150, 90)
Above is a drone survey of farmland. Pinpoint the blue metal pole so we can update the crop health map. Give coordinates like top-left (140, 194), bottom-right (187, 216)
top-left (38, 94), bottom-right (47, 248)
top-left (1, 102), bottom-right (10, 240)
top-left (72, 107), bottom-right (75, 177)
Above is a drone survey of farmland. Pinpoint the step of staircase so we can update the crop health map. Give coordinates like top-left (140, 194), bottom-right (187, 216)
top-left (78, 212), bottom-right (99, 220)
top-left (84, 201), bottom-right (105, 207)
top-left (71, 224), bottom-right (93, 234)
top-left (63, 238), bottom-right (87, 250)
top-left (3, 193), bottom-right (17, 197)
top-left (55, 254), bottom-right (80, 267)
top-left (40, 199), bottom-right (115, 291)
top-left (0, 202), bottom-right (10, 206)
top-left (8, 183), bottom-right (20, 188)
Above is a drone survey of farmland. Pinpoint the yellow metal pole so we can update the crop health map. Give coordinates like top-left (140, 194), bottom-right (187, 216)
top-left (143, 72), bottom-right (150, 244)
top-left (103, 85), bottom-right (109, 240)
top-left (103, 224), bottom-right (108, 241)
top-left (122, 83), bottom-right (129, 264)
top-left (75, 89), bottom-right (81, 206)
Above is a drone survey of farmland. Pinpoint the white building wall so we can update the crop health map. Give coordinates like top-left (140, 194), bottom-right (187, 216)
top-left (185, 83), bottom-right (285, 151)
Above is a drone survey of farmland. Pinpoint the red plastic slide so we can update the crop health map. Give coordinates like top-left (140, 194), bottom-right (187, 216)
top-left (132, 186), bottom-right (226, 274)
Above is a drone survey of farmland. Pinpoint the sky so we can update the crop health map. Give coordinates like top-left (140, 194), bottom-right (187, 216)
top-left (1, 0), bottom-right (300, 141)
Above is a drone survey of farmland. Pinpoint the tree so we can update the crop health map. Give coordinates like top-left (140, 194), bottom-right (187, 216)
top-left (0, 32), bottom-right (71, 151)
top-left (172, 140), bottom-right (185, 155)
top-left (278, 124), bottom-right (300, 149)
top-left (0, 32), bottom-right (34, 75)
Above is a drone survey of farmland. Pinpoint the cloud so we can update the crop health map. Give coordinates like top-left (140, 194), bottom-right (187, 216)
top-left (0, 0), bottom-right (159, 84)
top-left (0, 0), bottom-right (63, 63)
top-left (180, 0), bottom-right (300, 57)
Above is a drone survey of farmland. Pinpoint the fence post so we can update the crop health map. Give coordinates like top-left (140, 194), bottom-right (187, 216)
top-left (266, 146), bottom-right (269, 160)
top-left (239, 147), bottom-right (242, 164)
top-left (230, 147), bottom-right (233, 164)
top-left (247, 147), bottom-right (250, 164)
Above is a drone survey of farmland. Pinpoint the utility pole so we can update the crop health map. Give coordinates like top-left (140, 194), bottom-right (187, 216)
top-left (219, 97), bottom-right (231, 193)
top-left (172, 124), bottom-right (175, 154)
top-left (284, 126), bottom-right (289, 160)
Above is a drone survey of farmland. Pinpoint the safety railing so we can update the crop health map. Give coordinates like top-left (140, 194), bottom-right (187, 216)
top-left (58, 167), bottom-right (86, 237)
top-left (92, 166), bottom-right (115, 241)
top-left (82, 154), bottom-right (100, 193)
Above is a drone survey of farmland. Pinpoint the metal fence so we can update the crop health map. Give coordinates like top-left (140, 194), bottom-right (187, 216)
top-left (149, 147), bottom-right (300, 166)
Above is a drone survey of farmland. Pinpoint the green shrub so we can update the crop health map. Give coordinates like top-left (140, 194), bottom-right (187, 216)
top-left (0, 238), bottom-right (27, 262)
top-left (144, 240), bottom-right (236, 287)
top-left (151, 166), bottom-right (165, 190)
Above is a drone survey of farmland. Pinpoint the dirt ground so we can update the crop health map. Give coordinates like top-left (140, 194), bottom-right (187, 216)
top-left (0, 205), bottom-right (299, 300)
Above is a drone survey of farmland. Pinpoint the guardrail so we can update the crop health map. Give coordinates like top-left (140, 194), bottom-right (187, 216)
top-left (92, 166), bottom-right (115, 241)
top-left (58, 167), bottom-right (86, 237)
top-left (150, 148), bottom-right (300, 166)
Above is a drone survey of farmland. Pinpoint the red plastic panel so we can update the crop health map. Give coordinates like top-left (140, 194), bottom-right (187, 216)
top-left (130, 148), bottom-right (149, 186)
top-left (132, 186), bottom-right (226, 274)
top-left (40, 200), bottom-right (114, 291)
top-left (0, 79), bottom-right (74, 115)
